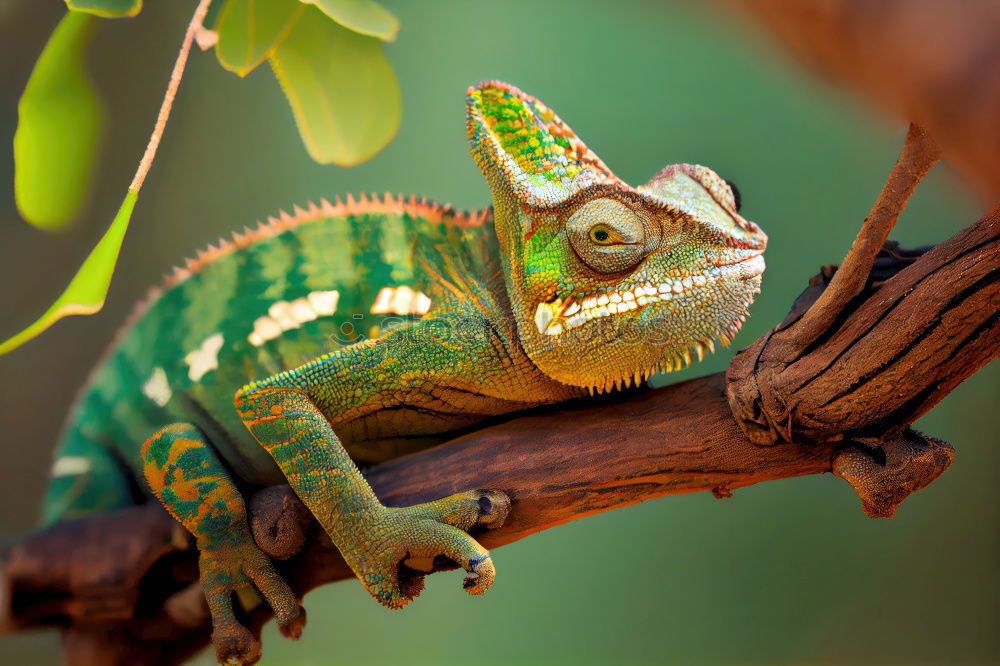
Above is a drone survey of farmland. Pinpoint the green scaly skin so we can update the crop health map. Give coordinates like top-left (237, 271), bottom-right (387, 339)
top-left (42, 82), bottom-right (767, 665)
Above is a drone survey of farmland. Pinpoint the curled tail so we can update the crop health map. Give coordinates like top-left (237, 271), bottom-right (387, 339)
top-left (42, 429), bottom-right (140, 524)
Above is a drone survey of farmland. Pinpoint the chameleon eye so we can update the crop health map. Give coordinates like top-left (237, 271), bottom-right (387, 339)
top-left (567, 198), bottom-right (655, 274)
top-left (589, 224), bottom-right (615, 245)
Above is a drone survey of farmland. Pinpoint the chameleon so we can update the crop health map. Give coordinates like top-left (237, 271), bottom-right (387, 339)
top-left (42, 81), bottom-right (766, 664)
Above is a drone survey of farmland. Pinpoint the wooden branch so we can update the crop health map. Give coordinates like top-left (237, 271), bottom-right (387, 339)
top-left (0, 378), bottom-right (954, 663)
top-left (726, 203), bottom-right (999, 446)
top-left (725, 116), bottom-right (999, 447)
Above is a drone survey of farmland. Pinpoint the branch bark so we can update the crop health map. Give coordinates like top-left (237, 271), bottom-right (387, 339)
top-left (726, 124), bottom-right (999, 447)
top-left (790, 124), bottom-right (941, 344)
top-left (0, 379), bottom-right (956, 664)
top-left (728, 209), bottom-right (998, 446)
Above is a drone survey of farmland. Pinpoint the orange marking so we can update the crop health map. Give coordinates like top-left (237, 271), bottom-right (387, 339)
top-left (164, 437), bottom-right (204, 468)
top-left (243, 415), bottom-right (281, 426)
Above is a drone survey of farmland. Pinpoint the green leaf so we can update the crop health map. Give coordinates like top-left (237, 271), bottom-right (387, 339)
top-left (269, 5), bottom-right (400, 166)
top-left (215, 0), bottom-right (303, 77)
top-left (0, 190), bottom-right (138, 356)
top-left (66, 0), bottom-right (142, 18)
top-left (302, 0), bottom-right (398, 41)
top-left (14, 11), bottom-right (104, 231)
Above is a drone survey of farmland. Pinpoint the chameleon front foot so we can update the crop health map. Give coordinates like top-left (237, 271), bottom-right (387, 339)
top-left (356, 489), bottom-right (510, 609)
top-left (237, 386), bottom-right (511, 611)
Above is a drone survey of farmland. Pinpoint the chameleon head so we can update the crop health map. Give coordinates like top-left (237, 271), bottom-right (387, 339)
top-left (467, 81), bottom-right (767, 391)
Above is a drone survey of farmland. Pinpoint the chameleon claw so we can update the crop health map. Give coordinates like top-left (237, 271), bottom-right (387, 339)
top-left (355, 489), bottom-right (506, 608)
top-left (278, 606), bottom-right (307, 640)
top-left (462, 555), bottom-right (494, 595)
top-left (402, 488), bottom-right (510, 531)
top-left (213, 623), bottom-right (261, 666)
top-left (199, 542), bottom-right (302, 664)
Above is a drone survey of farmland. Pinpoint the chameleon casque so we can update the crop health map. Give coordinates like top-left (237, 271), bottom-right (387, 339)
top-left (42, 82), bottom-right (766, 664)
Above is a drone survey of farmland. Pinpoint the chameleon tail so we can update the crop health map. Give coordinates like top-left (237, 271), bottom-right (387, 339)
top-left (42, 431), bottom-right (136, 525)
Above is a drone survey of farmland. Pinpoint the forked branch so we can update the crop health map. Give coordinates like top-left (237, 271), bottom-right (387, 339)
top-left (789, 124), bottom-right (941, 345)
top-left (726, 126), bottom-right (998, 446)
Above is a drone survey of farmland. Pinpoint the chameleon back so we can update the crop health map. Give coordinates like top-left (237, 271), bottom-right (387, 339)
top-left (44, 196), bottom-right (495, 523)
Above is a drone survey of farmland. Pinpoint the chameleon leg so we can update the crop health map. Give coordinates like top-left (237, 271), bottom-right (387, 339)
top-left (236, 386), bottom-right (508, 608)
top-left (142, 423), bottom-right (304, 666)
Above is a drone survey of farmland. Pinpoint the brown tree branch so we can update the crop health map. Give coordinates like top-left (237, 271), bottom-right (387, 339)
top-left (725, 116), bottom-right (999, 447)
top-left (0, 380), bottom-right (956, 663)
top-left (726, 202), bottom-right (999, 447)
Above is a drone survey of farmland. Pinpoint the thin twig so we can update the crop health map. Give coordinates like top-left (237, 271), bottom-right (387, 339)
top-left (128, 0), bottom-right (213, 192)
top-left (790, 124), bottom-right (941, 344)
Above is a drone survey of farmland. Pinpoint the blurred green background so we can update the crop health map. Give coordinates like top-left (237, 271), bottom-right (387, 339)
top-left (1, 1), bottom-right (997, 664)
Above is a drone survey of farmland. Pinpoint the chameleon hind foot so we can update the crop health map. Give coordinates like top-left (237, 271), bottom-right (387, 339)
top-left (200, 542), bottom-right (306, 665)
top-left (141, 423), bottom-right (305, 665)
top-left (361, 488), bottom-right (511, 608)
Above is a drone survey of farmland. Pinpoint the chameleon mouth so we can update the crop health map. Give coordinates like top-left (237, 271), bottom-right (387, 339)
top-left (533, 255), bottom-right (764, 337)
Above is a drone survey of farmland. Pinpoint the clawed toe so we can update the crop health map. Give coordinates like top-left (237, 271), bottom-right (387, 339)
top-left (356, 496), bottom-right (504, 609)
top-left (462, 554), bottom-right (494, 595)
top-left (404, 488), bottom-right (511, 532)
top-left (213, 624), bottom-right (261, 666)
top-left (278, 606), bottom-right (307, 640)
top-left (200, 543), bottom-right (304, 664)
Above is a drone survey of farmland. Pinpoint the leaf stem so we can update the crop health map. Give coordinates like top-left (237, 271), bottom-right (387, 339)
top-left (128, 0), bottom-right (213, 192)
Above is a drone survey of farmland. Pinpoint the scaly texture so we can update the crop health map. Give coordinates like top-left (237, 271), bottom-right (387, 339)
top-left (468, 81), bottom-right (767, 390)
top-left (142, 423), bottom-right (303, 665)
top-left (43, 82), bottom-right (767, 665)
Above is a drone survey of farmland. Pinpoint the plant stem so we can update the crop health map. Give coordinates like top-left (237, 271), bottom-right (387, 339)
top-left (128, 0), bottom-right (213, 192)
